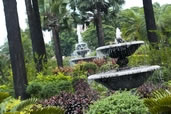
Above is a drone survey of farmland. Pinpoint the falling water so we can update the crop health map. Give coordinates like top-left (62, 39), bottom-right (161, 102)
top-left (116, 28), bottom-right (122, 38)
top-left (77, 24), bottom-right (83, 43)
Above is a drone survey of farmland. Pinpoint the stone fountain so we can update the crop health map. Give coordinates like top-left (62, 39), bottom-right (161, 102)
top-left (88, 28), bottom-right (160, 90)
top-left (70, 24), bottom-right (96, 64)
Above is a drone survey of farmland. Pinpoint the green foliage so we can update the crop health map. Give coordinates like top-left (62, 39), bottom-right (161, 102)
top-left (60, 30), bottom-right (77, 56)
top-left (73, 62), bottom-right (98, 76)
top-left (0, 92), bottom-right (10, 103)
top-left (119, 7), bottom-right (146, 41)
top-left (11, 98), bottom-right (37, 112)
top-left (26, 83), bottom-right (42, 98)
top-left (32, 73), bottom-right (72, 84)
top-left (0, 96), bottom-right (64, 114)
top-left (89, 81), bottom-right (108, 97)
top-left (144, 90), bottom-right (171, 114)
top-left (99, 61), bottom-right (118, 72)
top-left (40, 81), bottom-right (73, 98)
top-left (27, 73), bottom-right (73, 98)
top-left (87, 91), bottom-right (148, 114)
top-left (30, 107), bottom-right (65, 114)
top-left (82, 23), bottom-right (115, 50)
top-left (63, 56), bottom-right (72, 66)
top-left (0, 97), bottom-right (21, 114)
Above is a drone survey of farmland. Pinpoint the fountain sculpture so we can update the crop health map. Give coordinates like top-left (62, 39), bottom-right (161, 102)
top-left (70, 24), bottom-right (96, 64)
top-left (88, 28), bottom-right (160, 90)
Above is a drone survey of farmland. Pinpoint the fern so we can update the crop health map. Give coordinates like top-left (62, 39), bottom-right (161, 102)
top-left (11, 98), bottom-right (37, 112)
top-left (30, 106), bottom-right (65, 114)
top-left (0, 92), bottom-right (10, 103)
top-left (144, 89), bottom-right (171, 114)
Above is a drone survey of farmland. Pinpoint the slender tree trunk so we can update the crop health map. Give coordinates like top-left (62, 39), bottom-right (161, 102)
top-left (52, 27), bottom-right (63, 67)
top-left (0, 66), bottom-right (5, 81)
top-left (95, 8), bottom-right (105, 47)
top-left (25, 0), bottom-right (47, 72)
top-left (143, 0), bottom-right (158, 44)
top-left (3, 0), bottom-right (29, 99)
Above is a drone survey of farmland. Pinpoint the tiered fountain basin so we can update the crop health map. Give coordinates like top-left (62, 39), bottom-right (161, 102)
top-left (88, 65), bottom-right (160, 90)
top-left (71, 56), bottom-right (97, 64)
top-left (96, 41), bottom-right (144, 58)
top-left (89, 40), bottom-right (160, 90)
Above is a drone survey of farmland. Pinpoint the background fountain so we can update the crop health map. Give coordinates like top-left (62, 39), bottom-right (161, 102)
top-left (88, 28), bottom-right (160, 90)
top-left (70, 24), bottom-right (96, 64)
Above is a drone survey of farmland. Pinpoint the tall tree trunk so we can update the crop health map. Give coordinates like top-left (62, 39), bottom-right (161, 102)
top-left (3, 0), bottom-right (28, 99)
top-left (143, 0), bottom-right (158, 44)
top-left (25, 0), bottom-right (47, 72)
top-left (52, 27), bottom-right (63, 67)
top-left (95, 8), bottom-right (105, 47)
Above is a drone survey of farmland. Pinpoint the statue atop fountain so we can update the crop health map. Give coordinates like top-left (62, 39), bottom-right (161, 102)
top-left (89, 27), bottom-right (160, 90)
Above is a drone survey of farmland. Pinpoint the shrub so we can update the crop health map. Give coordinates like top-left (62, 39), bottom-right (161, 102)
top-left (26, 73), bottom-right (73, 98)
top-left (40, 81), bottom-right (73, 98)
top-left (40, 79), bottom-right (99, 114)
top-left (26, 82), bottom-right (42, 98)
top-left (99, 61), bottom-right (118, 72)
top-left (86, 91), bottom-right (148, 114)
top-left (52, 67), bottom-right (73, 76)
top-left (73, 62), bottom-right (98, 76)
top-left (93, 58), bottom-right (106, 67)
top-left (137, 83), bottom-right (166, 98)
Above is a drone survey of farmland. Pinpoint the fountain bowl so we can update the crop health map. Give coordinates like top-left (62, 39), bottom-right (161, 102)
top-left (88, 65), bottom-right (160, 90)
top-left (70, 56), bottom-right (97, 64)
top-left (96, 41), bottom-right (144, 58)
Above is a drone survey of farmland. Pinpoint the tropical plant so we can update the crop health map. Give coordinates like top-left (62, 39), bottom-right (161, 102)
top-left (26, 73), bottom-right (73, 98)
top-left (40, 79), bottom-right (99, 114)
top-left (39, 0), bottom-right (73, 67)
top-left (87, 91), bottom-right (148, 114)
top-left (70, 0), bottom-right (125, 47)
top-left (144, 90), bottom-right (171, 114)
top-left (119, 7), bottom-right (147, 41)
top-left (82, 23), bottom-right (115, 49)
top-left (0, 92), bottom-right (10, 103)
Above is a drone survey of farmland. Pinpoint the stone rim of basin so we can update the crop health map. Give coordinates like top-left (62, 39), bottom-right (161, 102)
top-left (88, 65), bottom-right (160, 80)
top-left (96, 41), bottom-right (144, 51)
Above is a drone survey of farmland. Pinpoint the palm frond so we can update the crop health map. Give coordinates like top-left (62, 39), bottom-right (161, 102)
top-left (0, 92), bottom-right (10, 103)
top-left (144, 89), bottom-right (171, 114)
top-left (30, 106), bottom-right (65, 114)
top-left (11, 98), bottom-right (37, 112)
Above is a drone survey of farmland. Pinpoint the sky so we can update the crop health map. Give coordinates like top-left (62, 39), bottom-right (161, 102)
top-left (0, 0), bottom-right (171, 46)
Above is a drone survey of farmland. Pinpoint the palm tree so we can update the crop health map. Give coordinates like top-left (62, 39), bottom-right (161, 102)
top-left (39, 0), bottom-right (72, 67)
top-left (143, 0), bottom-right (158, 44)
top-left (70, 0), bottom-right (125, 47)
top-left (25, 0), bottom-right (47, 72)
top-left (2, 0), bottom-right (28, 99)
top-left (119, 7), bottom-right (146, 41)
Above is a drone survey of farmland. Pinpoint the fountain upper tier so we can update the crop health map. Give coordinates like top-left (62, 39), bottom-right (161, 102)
top-left (96, 41), bottom-right (144, 58)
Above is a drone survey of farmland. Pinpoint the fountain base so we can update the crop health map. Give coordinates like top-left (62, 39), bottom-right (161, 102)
top-left (88, 65), bottom-right (160, 90)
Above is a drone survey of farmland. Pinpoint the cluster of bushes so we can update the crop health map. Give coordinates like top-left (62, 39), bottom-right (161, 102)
top-left (26, 73), bottom-right (73, 98)
top-left (40, 79), bottom-right (99, 114)
top-left (87, 91), bottom-right (148, 114)
top-left (0, 94), bottom-right (65, 114)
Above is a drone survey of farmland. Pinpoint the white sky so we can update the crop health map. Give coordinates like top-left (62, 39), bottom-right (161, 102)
top-left (0, 0), bottom-right (171, 46)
